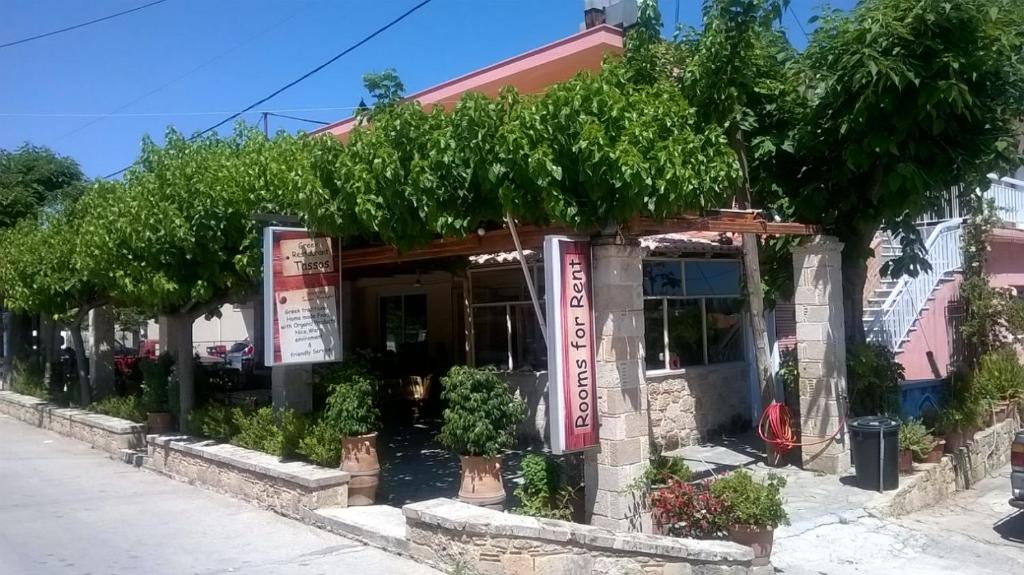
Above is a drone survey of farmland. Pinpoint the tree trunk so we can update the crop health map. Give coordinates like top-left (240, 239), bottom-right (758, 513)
top-left (170, 313), bottom-right (194, 426)
top-left (69, 319), bottom-right (91, 407)
top-left (838, 223), bottom-right (877, 348)
top-left (742, 235), bottom-right (776, 408)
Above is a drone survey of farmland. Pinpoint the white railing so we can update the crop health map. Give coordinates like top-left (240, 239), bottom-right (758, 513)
top-left (866, 176), bottom-right (1024, 351)
top-left (986, 179), bottom-right (1024, 227)
top-left (866, 218), bottom-right (963, 350)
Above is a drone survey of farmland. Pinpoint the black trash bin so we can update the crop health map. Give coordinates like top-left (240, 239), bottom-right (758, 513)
top-left (849, 416), bottom-right (900, 492)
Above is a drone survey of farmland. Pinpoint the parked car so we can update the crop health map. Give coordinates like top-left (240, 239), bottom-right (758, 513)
top-left (225, 341), bottom-right (255, 372)
top-left (206, 344), bottom-right (228, 358)
top-left (1012, 431), bottom-right (1024, 510)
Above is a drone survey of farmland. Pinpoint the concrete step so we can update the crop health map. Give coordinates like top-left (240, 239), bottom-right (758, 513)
top-left (663, 444), bottom-right (758, 481)
top-left (313, 505), bottom-right (410, 555)
top-left (119, 448), bottom-right (147, 467)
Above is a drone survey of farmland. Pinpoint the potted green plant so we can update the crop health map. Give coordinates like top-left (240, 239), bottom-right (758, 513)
top-left (140, 354), bottom-right (174, 434)
top-left (940, 387), bottom-right (983, 453)
top-left (438, 366), bottom-right (526, 509)
top-left (710, 470), bottom-right (788, 566)
top-left (321, 362), bottom-right (381, 506)
top-left (975, 348), bottom-right (1024, 425)
top-left (898, 418), bottom-right (932, 474)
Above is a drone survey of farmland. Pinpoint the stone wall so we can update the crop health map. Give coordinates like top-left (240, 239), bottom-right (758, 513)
top-left (868, 413), bottom-right (1021, 518)
top-left (501, 371), bottom-right (549, 445)
top-left (647, 362), bottom-right (751, 451)
top-left (146, 435), bottom-right (349, 519)
top-left (403, 498), bottom-right (770, 575)
top-left (0, 390), bottom-right (144, 456)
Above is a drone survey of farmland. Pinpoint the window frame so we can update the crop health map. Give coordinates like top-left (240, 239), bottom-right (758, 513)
top-left (467, 263), bottom-right (545, 371)
top-left (643, 257), bottom-right (744, 373)
top-left (377, 292), bottom-right (428, 353)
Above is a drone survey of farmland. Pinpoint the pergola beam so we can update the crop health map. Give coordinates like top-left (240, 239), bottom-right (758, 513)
top-left (341, 211), bottom-right (818, 270)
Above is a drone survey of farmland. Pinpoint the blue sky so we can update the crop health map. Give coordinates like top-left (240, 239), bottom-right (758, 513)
top-left (0, 0), bottom-right (855, 179)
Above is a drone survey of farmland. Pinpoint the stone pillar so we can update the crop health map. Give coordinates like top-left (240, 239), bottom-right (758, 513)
top-left (272, 364), bottom-right (313, 413)
top-left (791, 236), bottom-right (850, 474)
top-left (89, 306), bottom-right (116, 400)
top-left (586, 237), bottom-right (651, 531)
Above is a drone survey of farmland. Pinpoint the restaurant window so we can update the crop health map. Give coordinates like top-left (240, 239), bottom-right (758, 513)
top-left (379, 294), bottom-right (428, 355)
top-left (470, 265), bottom-right (547, 371)
top-left (643, 259), bottom-right (744, 371)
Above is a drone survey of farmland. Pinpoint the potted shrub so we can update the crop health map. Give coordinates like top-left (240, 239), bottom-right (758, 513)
top-left (140, 354), bottom-right (174, 434)
top-left (438, 366), bottom-right (526, 509)
top-left (649, 478), bottom-right (727, 539)
top-left (898, 418), bottom-right (932, 474)
top-left (321, 362), bottom-right (381, 506)
top-left (941, 370), bottom-right (984, 452)
top-left (975, 348), bottom-right (1024, 425)
top-left (710, 470), bottom-right (788, 566)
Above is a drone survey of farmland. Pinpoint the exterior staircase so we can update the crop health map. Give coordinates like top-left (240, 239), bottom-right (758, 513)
top-left (861, 175), bottom-right (1024, 353)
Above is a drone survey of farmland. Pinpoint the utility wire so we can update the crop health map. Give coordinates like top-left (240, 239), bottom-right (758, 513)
top-left (191, 0), bottom-right (435, 139)
top-left (787, 5), bottom-right (809, 41)
top-left (55, 3), bottom-right (311, 143)
top-left (266, 112), bottom-right (329, 126)
top-left (0, 0), bottom-right (173, 50)
top-left (104, 0), bottom-right (435, 179)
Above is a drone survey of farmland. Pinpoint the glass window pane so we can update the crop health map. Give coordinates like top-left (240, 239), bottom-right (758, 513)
top-left (643, 261), bottom-right (684, 297)
top-left (644, 299), bottom-right (666, 371)
top-left (473, 306), bottom-right (509, 369)
top-left (402, 294), bottom-right (428, 346)
top-left (471, 267), bottom-right (544, 304)
top-left (667, 300), bottom-right (704, 368)
top-left (685, 261), bottom-right (741, 296)
top-left (380, 296), bottom-right (403, 353)
top-left (706, 299), bottom-right (744, 364)
top-left (511, 304), bottom-right (547, 371)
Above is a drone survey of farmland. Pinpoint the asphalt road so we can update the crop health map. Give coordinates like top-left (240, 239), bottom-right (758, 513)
top-left (0, 413), bottom-right (439, 575)
top-left (774, 464), bottom-right (1024, 574)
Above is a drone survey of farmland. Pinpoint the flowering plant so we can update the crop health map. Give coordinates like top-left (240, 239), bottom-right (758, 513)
top-left (649, 478), bottom-right (727, 538)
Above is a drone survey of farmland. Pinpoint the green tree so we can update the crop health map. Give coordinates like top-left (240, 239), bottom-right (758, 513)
top-left (76, 126), bottom-right (305, 422)
top-left (657, 0), bottom-right (1024, 345)
top-left (0, 144), bottom-right (85, 229)
top-left (780, 0), bottom-right (1024, 343)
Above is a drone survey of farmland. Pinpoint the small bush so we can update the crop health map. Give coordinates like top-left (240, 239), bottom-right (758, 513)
top-left (299, 417), bottom-right (342, 468)
top-left (321, 362), bottom-right (379, 438)
top-left (187, 403), bottom-right (238, 442)
top-left (938, 370), bottom-right (984, 432)
top-left (650, 478), bottom-right (728, 538)
top-left (974, 347), bottom-right (1024, 403)
top-left (512, 454), bottom-right (574, 521)
top-left (280, 409), bottom-right (308, 458)
top-left (11, 359), bottom-right (47, 399)
top-left (91, 395), bottom-right (145, 423)
top-left (231, 407), bottom-right (285, 456)
top-left (140, 354), bottom-right (173, 413)
top-left (438, 366), bottom-right (526, 458)
top-left (898, 418), bottom-right (933, 462)
top-left (847, 343), bottom-right (903, 416)
top-left (710, 470), bottom-right (788, 530)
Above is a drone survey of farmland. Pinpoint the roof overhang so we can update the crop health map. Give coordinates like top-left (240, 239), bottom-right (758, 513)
top-left (314, 24), bottom-right (624, 140)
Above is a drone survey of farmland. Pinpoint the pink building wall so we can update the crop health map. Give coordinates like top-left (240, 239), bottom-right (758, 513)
top-left (898, 274), bottom-right (961, 380)
top-left (896, 228), bottom-right (1024, 380)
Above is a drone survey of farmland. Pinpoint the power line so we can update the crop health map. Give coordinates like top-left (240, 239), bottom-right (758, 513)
top-left (266, 112), bottom-right (330, 126)
top-left (0, 0), bottom-right (173, 50)
top-left (191, 0), bottom-right (435, 139)
top-left (787, 5), bottom-right (809, 41)
top-left (55, 3), bottom-right (311, 143)
top-left (103, 0), bottom-right (436, 180)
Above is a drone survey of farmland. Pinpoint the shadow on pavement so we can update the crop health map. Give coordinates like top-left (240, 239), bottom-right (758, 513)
top-left (994, 509), bottom-right (1024, 543)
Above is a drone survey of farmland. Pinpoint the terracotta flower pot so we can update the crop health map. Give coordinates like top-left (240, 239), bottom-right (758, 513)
top-left (925, 439), bottom-right (945, 463)
top-left (728, 525), bottom-right (774, 566)
top-left (147, 412), bottom-right (173, 435)
top-left (458, 455), bottom-right (505, 510)
top-left (944, 429), bottom-right (965, 453)
top-left (341, 433), bottom-right (380, 506)
top-left (898, 449), bottom-right (914, 475)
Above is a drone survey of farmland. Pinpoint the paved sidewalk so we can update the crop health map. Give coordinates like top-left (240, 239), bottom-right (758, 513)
top-left (772, 466), bottom-right (1024, 574)
top-left (0, 414), bottom-right (439, 575)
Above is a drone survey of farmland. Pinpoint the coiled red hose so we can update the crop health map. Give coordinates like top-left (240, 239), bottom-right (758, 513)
top-left (757, 400), bottom-right (848, 456)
